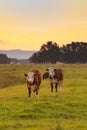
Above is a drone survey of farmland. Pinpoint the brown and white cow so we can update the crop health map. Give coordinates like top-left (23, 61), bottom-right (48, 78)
top-left (24, 70), bottom-right (41, 98)
top-left (43, 67), bottom-right (64, 92)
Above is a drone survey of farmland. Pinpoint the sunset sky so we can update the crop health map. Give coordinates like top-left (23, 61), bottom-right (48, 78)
top-left (0, 0), bottom-right (87, 50)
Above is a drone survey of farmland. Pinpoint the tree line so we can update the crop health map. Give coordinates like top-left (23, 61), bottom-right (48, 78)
top-left (0, 54), bottom-right (11, 64)
top-left (29, 41), bottom-right (87, 64)
top-left (0, 41), bottom-right (87, 64)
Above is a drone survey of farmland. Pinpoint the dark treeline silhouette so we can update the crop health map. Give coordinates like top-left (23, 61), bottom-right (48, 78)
top-left (0, 54), bottom-right (11, 64)
top-left (29, 41), bottom-right (87, 64)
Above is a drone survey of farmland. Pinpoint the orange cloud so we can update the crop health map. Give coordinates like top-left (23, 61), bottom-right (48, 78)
top-left (0, 40), bottom-right (7, 44)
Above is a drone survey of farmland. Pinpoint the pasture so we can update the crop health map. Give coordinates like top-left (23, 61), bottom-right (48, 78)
top-left (0, 64), bottom-right (87, 130)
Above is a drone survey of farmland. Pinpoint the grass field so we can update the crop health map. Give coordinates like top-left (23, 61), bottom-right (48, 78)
top-left (0, 64), bottom-right (87, 130)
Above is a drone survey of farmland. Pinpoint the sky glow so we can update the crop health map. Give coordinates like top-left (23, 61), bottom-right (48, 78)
top-left (0, 0), bottom-right (87, 50)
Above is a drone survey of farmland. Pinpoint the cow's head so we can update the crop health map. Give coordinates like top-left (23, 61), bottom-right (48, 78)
top-left (24, 72), bottom-right (36, 85)
top-left (46, 67), bottom-right (56, 79)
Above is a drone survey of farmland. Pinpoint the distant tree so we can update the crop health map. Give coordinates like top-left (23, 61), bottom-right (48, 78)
top-left (0, 54), bottom-right (11, 64)
top-left (29, 53), bottom-right (38, 63)
top-left (61, 42), bottom-right (87, 63)
top-left (76, 42), bottom-right (87, 63)
top-left (29, 41), bottom-right (62, 63)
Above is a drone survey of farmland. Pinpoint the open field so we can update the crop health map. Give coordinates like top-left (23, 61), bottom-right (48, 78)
top-left (0, 64), bottom-right (87, 130)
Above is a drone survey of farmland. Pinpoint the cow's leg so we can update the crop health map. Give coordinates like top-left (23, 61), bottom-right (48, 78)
top-left (50, 83), bottom-right (53, 92)
top-left (28, 87), bottom-right (31, 98)
top-left (55, 83), bottom-right (58, 92)
top-left (59, 81), bottom-right (62, 92)
top-left (34, 89), bottom-right (39, 98)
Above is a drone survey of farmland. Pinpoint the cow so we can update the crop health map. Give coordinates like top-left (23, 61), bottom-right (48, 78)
top-left (43, 67), bottom-right (64, 92)
top-left (24, 70), bottom-right (41, 98)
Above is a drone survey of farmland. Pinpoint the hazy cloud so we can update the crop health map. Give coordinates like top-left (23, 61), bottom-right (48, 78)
top-left (0, 40), bottom-right (7, 44)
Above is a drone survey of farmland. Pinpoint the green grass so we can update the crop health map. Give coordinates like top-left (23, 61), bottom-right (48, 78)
top-left (0, 64), bottom-right (87, 130)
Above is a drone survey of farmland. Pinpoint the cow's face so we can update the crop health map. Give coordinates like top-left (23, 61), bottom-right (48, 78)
top-left (24, 72), bottom-right (35, 85)
top-left (46, 67), bottom-right (56, 79)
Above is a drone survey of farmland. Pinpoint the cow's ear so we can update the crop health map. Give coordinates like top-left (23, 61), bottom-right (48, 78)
top-left (46, 68), bottom-right (49, 71)
top-left (43, 72), bottom-right (49, 80)
top-left (54, 68), bottom-right (57, 71)
top-left (24, 74), bottom-right (28, 77)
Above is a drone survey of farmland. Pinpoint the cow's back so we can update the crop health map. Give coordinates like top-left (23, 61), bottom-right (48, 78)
top-left (55, 69), bottom-right (63, 81)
